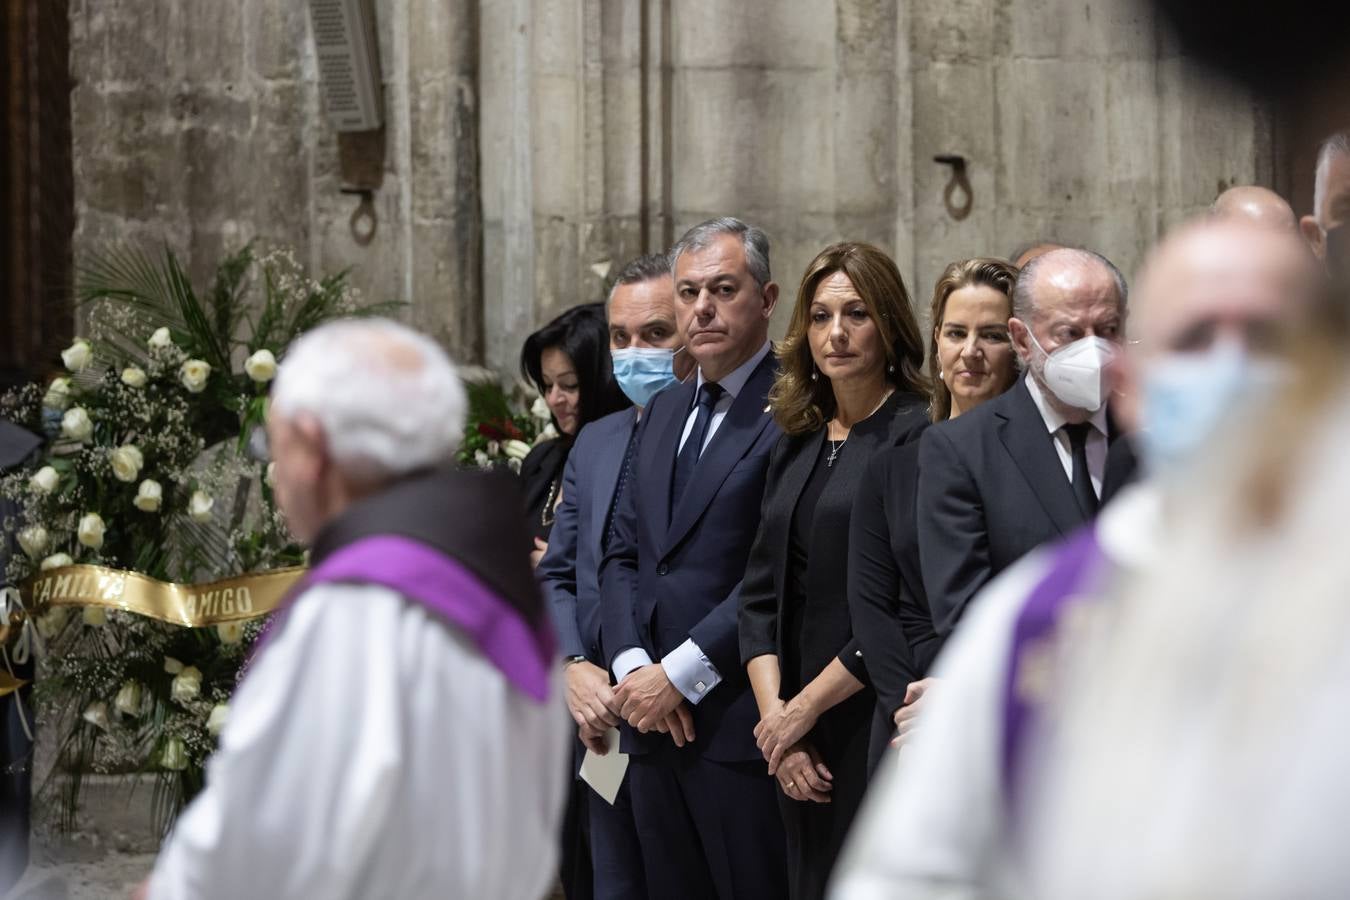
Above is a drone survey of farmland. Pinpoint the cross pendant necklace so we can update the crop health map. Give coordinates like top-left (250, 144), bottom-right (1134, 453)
top-left (827, 437), bottom-right (846, 467)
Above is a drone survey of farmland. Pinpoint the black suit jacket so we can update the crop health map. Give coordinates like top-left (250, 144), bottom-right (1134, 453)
top-left (599, 353), bottom-right (782, 762)
top-left (738, 391), bottom-right (929, 694)
top-left (917, 378), bottom-right (1135, 636)
top-left (847, 440), bottom-right (942, 722)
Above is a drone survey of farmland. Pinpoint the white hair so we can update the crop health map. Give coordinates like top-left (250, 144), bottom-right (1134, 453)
top-left (1313, 131), bottom-right (1350, 225)
top-left (270, 318), bottom-right (467, 481)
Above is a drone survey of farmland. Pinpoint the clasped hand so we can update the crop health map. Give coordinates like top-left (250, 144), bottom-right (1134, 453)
top-left (614, 663), bottom-right (696, 747)
top-left (754, 695), bottom-right (819, 774)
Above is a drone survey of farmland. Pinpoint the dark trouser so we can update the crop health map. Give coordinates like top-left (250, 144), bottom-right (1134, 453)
top-left (628, 749), bottom-right (787, 900)
top-left (776, 694), bottom-right (873, 900)
top-left (560, 769), bottom-right (595, 899)
top-left (0, 687), bottom-right (32, 893)
top-left (588, 769), bottom-right (646, 900)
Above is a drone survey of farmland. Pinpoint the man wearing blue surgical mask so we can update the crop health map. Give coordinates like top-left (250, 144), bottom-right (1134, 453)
top-left (537, 251), bottom-right (685, 900)
top-left (916, 248), bottom-right (1136, 639)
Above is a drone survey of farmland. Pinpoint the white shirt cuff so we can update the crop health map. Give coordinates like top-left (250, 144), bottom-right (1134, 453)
top-left (612, 647), bottom-right (654, 683)
top-left (662, 639), bottom-right (722, 705)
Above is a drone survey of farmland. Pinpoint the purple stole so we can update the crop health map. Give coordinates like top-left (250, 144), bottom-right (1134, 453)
top-left (1001, 528), bottom-right (1106, 807)
top-left (257, 535), bottom-right (556, 703)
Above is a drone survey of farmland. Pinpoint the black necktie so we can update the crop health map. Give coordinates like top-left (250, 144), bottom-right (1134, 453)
top-left (671, 382), bottom-right (724, 508)
top-left (1064, 422), bottom-right (1099, 517)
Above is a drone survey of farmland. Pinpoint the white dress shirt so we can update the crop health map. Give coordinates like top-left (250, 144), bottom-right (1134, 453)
top-left (611, 341), bottom-right (773, 702)
top-left (149, 583), bottom-right (570, 900)
top-left (828, 483), bottom-right (1160, 900)
top-left (1023, 374), bottom-right (1109, 499)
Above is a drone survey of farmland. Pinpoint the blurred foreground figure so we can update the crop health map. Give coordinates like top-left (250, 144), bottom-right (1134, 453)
top-left (830, 219), bottom-right (1323, 899)
top-left (144, 320), bottom-right (567, 900)
top-left (1013, 224), bottom-right (1335, 898)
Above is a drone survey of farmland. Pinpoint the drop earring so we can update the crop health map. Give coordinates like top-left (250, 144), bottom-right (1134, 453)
top-left (811, 369), bottom-right (818, 382)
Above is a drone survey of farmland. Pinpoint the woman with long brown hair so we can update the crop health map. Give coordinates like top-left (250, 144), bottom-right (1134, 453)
top-left (847, 257), bottom-right (1020, 768)
top-left (738, 241), bottom-right (930, 899)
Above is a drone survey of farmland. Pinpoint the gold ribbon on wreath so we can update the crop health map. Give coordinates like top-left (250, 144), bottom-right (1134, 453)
top-left (19, 564), bottom-right (306, 627)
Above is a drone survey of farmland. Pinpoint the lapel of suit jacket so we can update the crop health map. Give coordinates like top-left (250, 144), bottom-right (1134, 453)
top-left (644, 381), bottom-right (694, 542)
top-left (996, 379), bottom-right (1085, 534)
top-left (587, 408), bottom-right (637, 553)
top-left (663, 354), bottom-right (777, 554)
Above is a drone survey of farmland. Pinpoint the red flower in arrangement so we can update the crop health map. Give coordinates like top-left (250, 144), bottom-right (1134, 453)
top-left (477, 418), bottom-right (525, 442)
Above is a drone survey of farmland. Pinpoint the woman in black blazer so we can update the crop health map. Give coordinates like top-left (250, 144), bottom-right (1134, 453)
top-left (847, 257), bottom-right (1020, 769)
top-left (518, 302), bottom-right (629, 567)
top-left (739, 242), bottom-right (931, 900)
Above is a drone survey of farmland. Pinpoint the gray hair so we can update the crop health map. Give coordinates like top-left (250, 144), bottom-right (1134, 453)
top-left (606, 252), bottom-right (672, 307)
top-left (270, 318), bottom-right (467, 482)
top-left (1313, 130), bottom-right (1350, 224)
top-left (669, 217), bottom-right (772, 286)
top-left (1012, 248), bottom-right (1128, 322)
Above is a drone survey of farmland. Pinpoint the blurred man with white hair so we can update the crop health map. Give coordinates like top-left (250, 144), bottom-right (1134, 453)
top-left (142, 319), bottom-right (568, 900)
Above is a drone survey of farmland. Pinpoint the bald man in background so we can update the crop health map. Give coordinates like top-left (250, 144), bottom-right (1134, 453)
top-left (1212, 185), bottom-right (1298, 231)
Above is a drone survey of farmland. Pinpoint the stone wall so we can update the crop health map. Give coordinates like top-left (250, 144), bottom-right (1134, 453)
top-left (70, 0), bottom-right (1273, 370)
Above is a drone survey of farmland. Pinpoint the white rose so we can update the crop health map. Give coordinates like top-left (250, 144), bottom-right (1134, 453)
top-left (114, 680), bottom-right (143, 717)
top-left (82, 701), bottom-right (111, 731)
top-left (163, 656), bottom-right (184, 674)
top-left (148, 327), bottom-right (173, 349)
top-left (473, 449), bottom-right (490, 469)
top-left (110, 445), bottom-right (144, 483)
top-left (507, 457), bottom-right (522, 474)
top-left (29, 466), bottom-right (59, 494)
top-left (216, 621), bottom-right (245, 644)
top-left (40, 552), bottom-right (73, 571)
top-left (120, 366), bottom-right (147, 388)
top-left (160, 736), bottom-right (188, 771)
top-left (536, 423), bottom-right (560, 444)
top-left (187, 491), bottom-right (214, 523)
top-left (134, 479), bottom-right (163, 512)
top-left (16, 526), bottom-right (47, 559)
top-left (35, 606), bottom-right (70, 639)
top-left (44, 377), bottom-right (71, 410)
top-left (503, 439), bottom-right (532, 462)
top-left (77, 512), bottom-right (105, 550)
top-left (170, 666), bottom-right (202, 704)
top-left (179, 359), bottom-right (211, 393)
top-left (61, 339), bottom-right (93, 372)
top-left (244, 349), bottom-right (277, 383)
top-left (206, 703), bottom-right (230, 737)
top-left (61, 407), bottom-right (93, 442)
top-left (530, 395), bottom-right (552, 422)
top-left (486, 440), bottom-right (501, 456)
top-left (82, 606), bottom-right (106, 627)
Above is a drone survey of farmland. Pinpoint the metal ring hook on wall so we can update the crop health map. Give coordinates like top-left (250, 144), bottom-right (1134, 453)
top-left (935, 154), bottom-right (973, 221)
top-left (345, 189), bottom-right (378, 246)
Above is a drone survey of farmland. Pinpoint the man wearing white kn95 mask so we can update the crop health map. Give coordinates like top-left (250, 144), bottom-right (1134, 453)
top-left (915, 247), bottom-right (1137, 641)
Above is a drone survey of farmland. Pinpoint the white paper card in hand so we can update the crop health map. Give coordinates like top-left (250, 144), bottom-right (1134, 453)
top-left (579, 727), bottom-right (628, 805)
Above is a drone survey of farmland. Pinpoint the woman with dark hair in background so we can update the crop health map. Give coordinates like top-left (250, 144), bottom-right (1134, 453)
top-left (848, 257), bottom-right (1019, 768)
top-left (520, 302), bottom-right (629, 568)
top-left (738, 241), bottom-right (931, 900)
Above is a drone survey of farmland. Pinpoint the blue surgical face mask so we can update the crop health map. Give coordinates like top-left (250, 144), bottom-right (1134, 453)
top-left (611, 347), bottom-right (680, 407)
top-left (1140, 339), bottom-right (1289, 476)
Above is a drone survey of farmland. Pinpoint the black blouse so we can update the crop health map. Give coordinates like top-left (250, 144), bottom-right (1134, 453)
top-left (738, 391), bottom-right (930, 689)
top-left (518, 437), bottom-right (571, 544)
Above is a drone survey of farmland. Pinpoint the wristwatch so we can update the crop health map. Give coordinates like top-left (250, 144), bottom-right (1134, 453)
top-left (563, 655), bottom-right (588, 667)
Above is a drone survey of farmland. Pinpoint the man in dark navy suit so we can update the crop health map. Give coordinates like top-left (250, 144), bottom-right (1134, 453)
top-left (917, 248), bottom-right (1136, 638)
top-left (537, 251), bottom-right (691, 900)
top-left (599, 217), bottom-right (788, 899)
